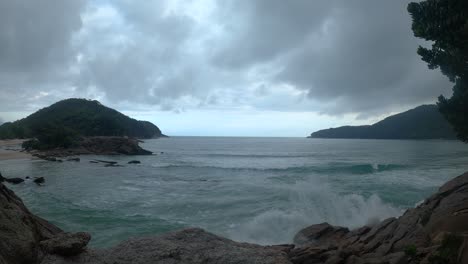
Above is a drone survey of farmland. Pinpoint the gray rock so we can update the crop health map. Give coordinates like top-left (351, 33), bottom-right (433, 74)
top-left (41, 228), bottom-right (292, 264)
top-left (128, 160), bottom-right (141, 164)
top-left (5, 177), bottom-right (24, 184)
top-left (40, 232), bottom-right (91, 257)
top-left (34, 177), bottom-right (45, 185)
top-left (294, 222), bottom-right (349, 247)
top-left (0, 183), bottom-right (62, 264)
top-left (291, 172), bottom-right (468, 264)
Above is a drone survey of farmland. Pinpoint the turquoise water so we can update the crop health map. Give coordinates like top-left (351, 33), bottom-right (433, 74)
top-left (2, 137), bottom-right (468, 247)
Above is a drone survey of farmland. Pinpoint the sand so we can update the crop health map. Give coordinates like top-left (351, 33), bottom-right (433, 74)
top-left (0, 139), bottom-right (31, 160)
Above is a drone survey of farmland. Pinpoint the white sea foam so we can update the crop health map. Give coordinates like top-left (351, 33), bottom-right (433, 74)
top-left (227, 179), bottom-right (402, 245)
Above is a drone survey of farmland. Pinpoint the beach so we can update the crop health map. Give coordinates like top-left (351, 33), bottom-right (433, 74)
top-left (0, 139), bottom-right (30, 160)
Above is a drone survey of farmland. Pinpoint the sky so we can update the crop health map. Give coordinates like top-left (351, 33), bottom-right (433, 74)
top-left (0, 0), bottom-right (452, 137)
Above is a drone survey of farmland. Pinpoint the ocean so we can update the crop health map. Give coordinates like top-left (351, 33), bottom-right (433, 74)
top-left (2, 137), bottom-right (468, 247)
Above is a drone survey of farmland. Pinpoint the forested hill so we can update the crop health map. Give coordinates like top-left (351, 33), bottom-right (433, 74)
top-left (309, 105), bottom-right (457, 140)
top-left (0, 98), bottom-right (164, 139)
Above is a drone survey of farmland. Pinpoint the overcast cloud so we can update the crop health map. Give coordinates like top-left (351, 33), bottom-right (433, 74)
top-left (0, 0), bottom-right (452, 136)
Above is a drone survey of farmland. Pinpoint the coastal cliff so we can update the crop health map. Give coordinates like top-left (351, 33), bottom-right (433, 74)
top-left (1, 172), bottom-right (468, 264)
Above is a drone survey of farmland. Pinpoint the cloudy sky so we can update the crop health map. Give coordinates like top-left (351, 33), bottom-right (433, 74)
top-left (0, 0), bottom-right (451, 136)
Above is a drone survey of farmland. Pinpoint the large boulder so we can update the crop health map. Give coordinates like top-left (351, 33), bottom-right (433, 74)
top-left (0, 183), bottom-right (62, 264)
top-left (40, 228), bottom-right (292, 264)
top-left (40, 232), bottom-right (91, 257)
top-left (5, 177), bottom-right (24, 184)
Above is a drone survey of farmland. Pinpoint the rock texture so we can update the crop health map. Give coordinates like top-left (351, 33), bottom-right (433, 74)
top-left (31, 136), bottom-right (152, 158)
top-left (0, 182), bottom-right (62, 264)
top-left (40, 228), bottom-right (292, 264)
top-left (289, 172), bottom-right (468, 264)
top-left (2, 172), bottom-right (468, 264)
top-left (40, 232), bottom-right (91, 257)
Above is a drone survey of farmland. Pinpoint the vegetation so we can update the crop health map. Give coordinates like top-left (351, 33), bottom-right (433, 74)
top-left (429, 234), bottom-right (463, 264)
top-left (0, 98), bottom-right (164, 149)
top-left (404, 244), bottom-right (417, 257)
top-left (408, 0), bottom-right (468, 142)
top-left (309, 105), bottom-right (456, 139)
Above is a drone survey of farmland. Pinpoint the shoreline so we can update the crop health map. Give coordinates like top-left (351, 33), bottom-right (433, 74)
top-left (0, 139), bottom-right (31, 161)
top-left (1, 171), bottom-right (467, 263)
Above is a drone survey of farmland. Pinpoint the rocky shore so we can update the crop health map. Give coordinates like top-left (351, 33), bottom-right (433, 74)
top-left (28, 136), bottom-right (153, 158)
top-left (1, 172), bottom-right (468, 264)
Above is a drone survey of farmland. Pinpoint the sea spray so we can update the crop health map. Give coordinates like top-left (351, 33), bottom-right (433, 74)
top-left (226, 178), bottom-right (402, 245)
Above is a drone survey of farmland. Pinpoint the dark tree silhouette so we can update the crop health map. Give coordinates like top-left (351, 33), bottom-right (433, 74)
top-left (408, 0), bottom-right (468, 141)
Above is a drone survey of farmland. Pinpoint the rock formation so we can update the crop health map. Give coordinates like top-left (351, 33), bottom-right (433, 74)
top-left (1, 172), bottom-right (468, 264)
top-left (0, 182), bottom-right (62, 264)
top-left (31, 137), bottom-right (152, 158)
top-left (289, 172), bottom-right (468, 263)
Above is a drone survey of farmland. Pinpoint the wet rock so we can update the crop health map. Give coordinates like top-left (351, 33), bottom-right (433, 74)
top-left (5, 177), bottom-right (24, 184)
top-left (40, 232), bottom-right (91, 257)
top-left (67, 158), bottom-right (80, 162)
top-left (34, 177), bottom-right (45, 185)
top-left (0, 172), bottom-right (4, 182)
top-left (128, 160), bottom-right (141, 164)
top-left (294, 222), bottom-right (349, 247)
top-left (93, 160), bottom-right (117, 165)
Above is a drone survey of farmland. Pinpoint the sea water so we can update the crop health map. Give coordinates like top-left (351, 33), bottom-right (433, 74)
top-left (2, 137), bottom-right (468, 247)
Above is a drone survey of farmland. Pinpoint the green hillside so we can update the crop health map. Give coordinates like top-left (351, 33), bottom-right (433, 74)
top-left (0, 98), bottom-right (164, 141)
top-left (309, 105), bottom-right (456, 140)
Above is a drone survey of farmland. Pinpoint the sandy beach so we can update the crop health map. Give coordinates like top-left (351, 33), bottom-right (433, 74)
top-left (0, 139), bottom-right (30, 160)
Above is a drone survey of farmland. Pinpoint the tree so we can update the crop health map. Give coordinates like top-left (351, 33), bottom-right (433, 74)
top-left (408, 0), bottom-right (468, 141)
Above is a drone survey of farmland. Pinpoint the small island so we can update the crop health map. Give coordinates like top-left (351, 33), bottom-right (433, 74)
top-left (0, 98), bottom-right (166, 156)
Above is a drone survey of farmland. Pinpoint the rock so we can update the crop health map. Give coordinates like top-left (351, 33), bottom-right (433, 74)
top-left (104, 228), bottom-right (292, 264)
top-left (0, 182), bottom-right (62, 264)
top-left (290, 172), bottom-right (468, 264)
top-left (5, 177), bottom-right (24, 184)
top-left (294, 222), bottom-right (349, 247)
top-left (128, 160), bottom-right (141, 164)
top-left (78, 137), bottom-right (152, 155)
top-left (93, 160), bottom-right (117, 165)
top-left (66, 158), bottom-right (80, 162)
top-left (40, 232), bottom-right (91, 257)
top-left (40, 228), bottom-right (292, 264)
top-left (0, 172), bottom-right (5, 182)
top-left (29, 136), bottom-right (152, 157)
top-left (34, 177), bottom-right (45, 185)
top-left (104, 163), bottom-right (124, 167)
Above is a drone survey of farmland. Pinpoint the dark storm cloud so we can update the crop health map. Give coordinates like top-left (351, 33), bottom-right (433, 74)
top-left (0, 0), bottom-right (85, 110)
top-left (0, 0), bottom-right (452, 119)
top-left (211, 0), bottom-right (334, 69)
top-left (73, 1), bottom-right (205, 109)
top-left (212, 0), bottom-right (451, 114)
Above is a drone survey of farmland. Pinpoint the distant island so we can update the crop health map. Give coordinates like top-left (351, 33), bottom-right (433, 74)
top-left (309, 105), bottom-right (457, 140)
top-left (0, 98), bottom-right (166, 155)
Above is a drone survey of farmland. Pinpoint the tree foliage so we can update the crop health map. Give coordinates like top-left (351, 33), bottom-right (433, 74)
top-left (0, 98), bottom-right (163, 149)
top-left (408, 0), bottom-right (468, 142)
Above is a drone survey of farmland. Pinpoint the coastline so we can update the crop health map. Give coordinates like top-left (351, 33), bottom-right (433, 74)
top-left (1, 171), bottom-right (467, 263)
top-left (0, 139), bottom-right (31, 161)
